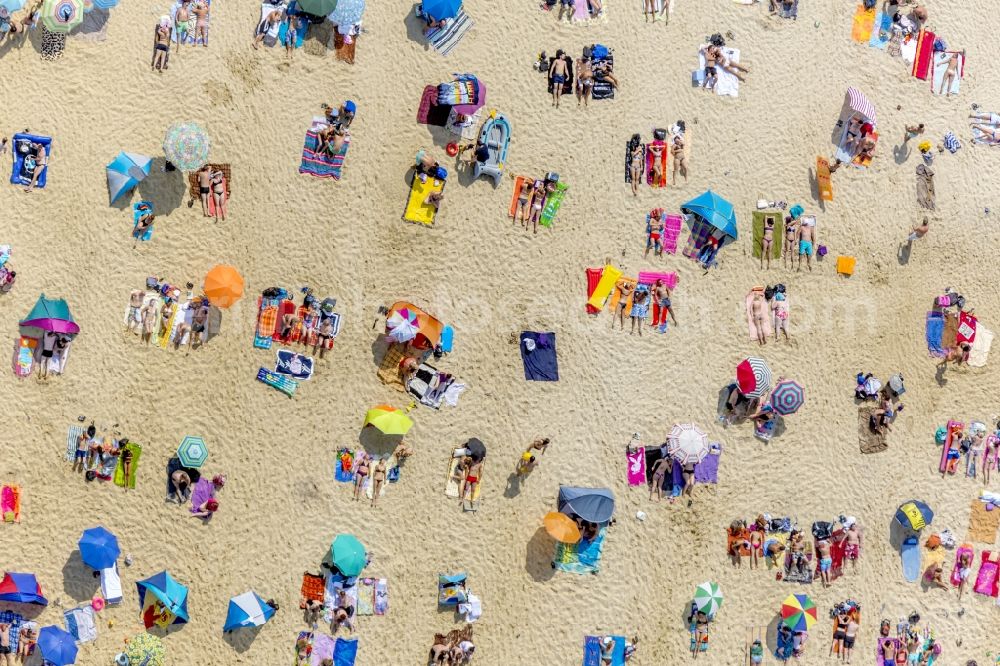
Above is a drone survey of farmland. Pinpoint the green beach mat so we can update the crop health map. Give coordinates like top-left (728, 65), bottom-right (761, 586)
top-left (539, 182), bottom-right (567, 228)
top-left (113, 442), bottom-right (142, 489)
top-left (752, 211), bottom-right (783, 260)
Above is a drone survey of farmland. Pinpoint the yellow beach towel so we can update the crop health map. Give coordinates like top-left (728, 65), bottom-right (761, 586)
top-left (851, 5), bottom-right (877, 43)
top-left (114, 443), bottom-right (142, 489)
top-left (403, 175), bottom-right (444, 226)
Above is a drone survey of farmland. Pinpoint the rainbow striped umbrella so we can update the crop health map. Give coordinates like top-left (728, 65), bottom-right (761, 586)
top-left (781, 594), bottom-right (817, 632)
top-left (40, 0), bottom-right (82, 33)
top-left (163, 122), bottom-right (210, 172)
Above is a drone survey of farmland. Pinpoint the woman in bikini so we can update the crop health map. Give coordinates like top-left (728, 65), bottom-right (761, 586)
top-left (613, 279), bottom-right (633, 331)
top-left (629, 140), bottom-right (644, 196)
top-left (152, 22), bottom-right (170, 71)
top-left (984, 433), bottom-right (1000, 485)
top-left (760, 218), bottom-right (774, 269)
top-left (352, 453), bottom-right (369, 501)
top-left (514, 178), bottom-right (531, 227)
top-left (671, 132), bottom-right (688, 184)
top-left (647, 142), bottom-right (665, 185)
top-left (783, 217), bottom-right (798, 268)
top-left (748, 528), bottom-right (763, 569)
top-left (370, 458), bottom-right (387, 508)
top-left (576, 57), bottom-right (594, 107)
top-left (831, 612), bottom-right (849, 657)
top-left (210, 170), bottom-right (227, 221)
top-left (527, 180), bottom-right (546, 234)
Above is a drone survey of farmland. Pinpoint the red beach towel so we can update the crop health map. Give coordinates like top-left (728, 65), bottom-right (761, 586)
top-left (911, 30), bottom-right (936, 80)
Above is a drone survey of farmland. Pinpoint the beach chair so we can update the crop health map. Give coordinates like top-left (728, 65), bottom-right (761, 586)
top-left (100, 564), bottom-right (123, 605)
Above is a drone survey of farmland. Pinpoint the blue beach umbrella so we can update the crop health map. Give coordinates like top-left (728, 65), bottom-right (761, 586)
top-left (92, 0), bottom-right (117, 8)
top-left (177, 436), bottom-right (208, 468)
top-left (106, 151), bottom-right (152, 204)
top-left (422, 0), bottom-right (461, 20)
top-left (327, 0), bottom-right (364, 25)
top-left (681, 190), bottom-right (738, 242)
top-left (223, 591), bottom-right (276, 632)
top-left (38, 626), bottom-right (78, 666)
top-left (895, 500), bottom-right (933, 531)
top-left (0, 0), bottom-right (26, 13)
top-left (78, 526), bottom-right (120, 569)
top-left (137, 571), bottom-right (190, 627)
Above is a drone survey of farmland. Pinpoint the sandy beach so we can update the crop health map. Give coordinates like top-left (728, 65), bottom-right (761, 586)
top-left (2, 0), bottom-right (1000, 663)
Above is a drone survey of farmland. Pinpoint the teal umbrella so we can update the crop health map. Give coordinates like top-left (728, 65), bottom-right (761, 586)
top-left (330, 534), bottom-right (367, 577)
top-left (163, 122), bottom-right (210, 172)
top-left (681, 190), bottom-right (738, 241)
top-left (19, 294), bottom-right (80, 339)
top-left (177, 436), bottom-right (208, 468)
top-left (298, 0), bottom-right (337, 14)
top-left (106, 151), bottom-right (152, 204)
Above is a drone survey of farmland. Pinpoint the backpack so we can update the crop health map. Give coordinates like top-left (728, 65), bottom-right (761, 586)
top-left (811, 521), bottom-right (833, 540)
top-left (591, 43), bottom-right (609, 60)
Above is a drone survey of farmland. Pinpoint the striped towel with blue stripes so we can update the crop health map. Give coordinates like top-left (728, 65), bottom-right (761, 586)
top-left (426, 10), bottom-right (473, 56)
top-left (943, 131), bottom-right (961, 153)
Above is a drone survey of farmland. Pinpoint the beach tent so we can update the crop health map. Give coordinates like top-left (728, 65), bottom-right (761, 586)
top-left (106, 152), bottom-right (151, 204)
top-left (558, 486), bottom-right (615, 524)
top-left (136, 571), bottom-right (189, 628)
top-left (386, 301), bottom-right (443, 350)
top-left (423, 0), bottom-right (461, 20)
top-left (0, 572), bottom-right (47, 605)
top-left (330, 534), bottom-right (368, 577)
top-left (363, 405), bottom-right (413, 435)
top-left (223, 591), bottom-right (275, 632)
top-left (78, 526), bottom-right (120, 570)
top-left (895, 500), bottom-right (933, 531)
top-left (38, 626), bottom-right (78, 665)
top-left (681, 190), bottom-right (738, 243)
top-left (841, 87), bottom-right (877, 126)
top-left (19, 294), bottom-right (79, 338)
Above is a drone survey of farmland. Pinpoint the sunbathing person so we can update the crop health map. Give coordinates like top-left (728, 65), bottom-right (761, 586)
top-left (253, 4), bottom-right (282, 50)
top-left (313, 317), bottom-right (335, 358)
top-left (459, 457), bottom-right (482, 503)
top-left (938, 342), bottom-right (971, 368)
top-left (332, 590), bottom-right (354, 632)
top-left (629, 288), bottom-right (649, 336)
top-left (870, 396), bottom-right (894, 434)
top-left (175, 0), bottom-right (193, 52)
top-left (648, 142), bottom-right (665, 184)
top-left (593, 60), bottom-right (619, 88)
top-left (353, 453), bottom-right (369, 501)
top-left (764, 538), bottom-right (785, 567)
top-left (513, 177), bottom-right (532, 225)
top-left (613, 279), bottom-right (633, 330)
top-left (648, 455), bottom-right (671, 501)
top-left (151, 22), bottom-right (170, 71)
top-left (972, 124), bottom-right (1000, 143)
top-left (22, 142), bottom-right (47, 192)
top-left (707, 44), bottom-right (748, 81)
top-left (549, 53), bottom-right (569, 108)
top-left (576, 56), bottom-right (594, 107)
top-left (210, 170), bottom-right (227, 221)
top-left (750, 292), bottom-right (768, 345)
top-left (370, 458), bottom-right (386, 508)
top-left (414, 149), bottom-right (440, 184)
top-left (527, 180), bottom-right (546, 234)
top-left (671, 132), bottom-right (688, 183)
top-left (797, 219), bottom-right (815, 272)
top-left (133, 210), bottom-right (154, 245)
top-left (645, 210), bottom-right (664, 256)
top-left (169, 469), bottom-right (192, 503)
top-left (937, 51), bottom-right (963, 97)
top-left (425, 190), bottom-right (444, 212)
top-left (760, 218), bottom-right (774, 269)
top-left (772, 293), bottom-right (789, 342)
top-left (749, 528), bottom-right (763, 569)
top-left (957, 550), bottom-right (972, 599)
top-left (628, 139), bottom-right (644, 196)
top-left (126, 289), bottom-right (144, 334)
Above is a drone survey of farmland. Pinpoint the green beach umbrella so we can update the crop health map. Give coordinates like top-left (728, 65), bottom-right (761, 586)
top-left (163, 122), bottom-right (210, 172)
top-left (177, 436), bottom-right (208, 468)
top-left (330, 534), bottom-right (367, 577)
top-left (693, 582), bottom-right (723, 616)
top-left (298, 0), bottom-right (337, 15)
top-left (40, 0), bottom-right (82, 33)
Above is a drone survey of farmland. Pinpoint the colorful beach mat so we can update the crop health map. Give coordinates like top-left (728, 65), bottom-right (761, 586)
top-left (299, 130), bottom-right (349, 180)
top-left (426, 10), bottom-right (473, 56)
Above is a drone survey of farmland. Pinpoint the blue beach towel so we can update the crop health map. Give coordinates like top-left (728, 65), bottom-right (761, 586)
top-left (583, 635), bottom-right (625, 666)
top-left (277, 4), bottom-right (306, 49)
top-left (555, 528), bottom-right (606, 574)
top-left (333, 637), bottom-right (358, 666)
top-left (11, 133), bottom-right (51, 188)
top-left (133, 201), bottom-right (154, 241)
top-left (520, 331), bottom-right (558, 381)
top-left (926, 311), bottom-right (945, 356)
top-left (869, 12), bottom-right (891, 48)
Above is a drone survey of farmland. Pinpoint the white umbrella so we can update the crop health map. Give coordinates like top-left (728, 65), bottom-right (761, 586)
top-left (666, 423), bottom-right (709, 465)
top-left (385, 310), bottom-right (419, 344)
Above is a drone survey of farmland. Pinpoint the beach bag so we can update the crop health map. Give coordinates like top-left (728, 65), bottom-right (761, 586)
top-left (653, 128), bottom-right (667, 141)
top-left (591, 44), bottom-right (609, 60)
top-left (764, 286), bottom-right (775, 300)
top-left (811, 521), bottom-right (833, 540)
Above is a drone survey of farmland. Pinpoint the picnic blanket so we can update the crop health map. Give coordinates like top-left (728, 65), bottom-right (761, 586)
top-left (859, 407), bottom-right (888, 454)
top-left (171, 0), bottom-right (209, 45)
top-left (64, 605), bottom-right (97, 643)
top-left (932, 51), bottom-right (964, 95)
top-left (425, 10), bottom-right (473, 56)
top-left (539, 181), bottom-right (567, 227)
top-left (299, 129), bottom-right (349, 180)
top-left (969, 500), bottom-right (1000, 544)
top-left (554, 527), bottom-right (606, 574)
top-left (850, 4), bottom-right (876, 43)
top-left (752, 211), bottom-right (782, 259)
top-left (969, 326), bottom-right (993, 367)
top-left (1, 483), bottom-right (21, 523)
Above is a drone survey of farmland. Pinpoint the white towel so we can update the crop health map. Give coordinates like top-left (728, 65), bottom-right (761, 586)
top-left (63, 606), bottom-right (97, 643)
top-left (257, 2), bottom-right (284, 41)
top-left (458, 591), bottom-right (482, 623)
top-left (698, 48), bottom-right (741, 98)
top-left (101, 564), bottom-right (123, 603)
top-left (969, 327), bottom-right (994, 367)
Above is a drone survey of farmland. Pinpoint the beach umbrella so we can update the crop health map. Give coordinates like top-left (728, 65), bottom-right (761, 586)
top-left (330, 534), bottom-right (367, 577)
top-left (163, 122), bottom-right (211, 171)
top-left (386, 301), bottom-right (444, 350)
top-left (177, 436), bottom-right (208, 468)
top-left (327, 0), bottom-right (364, 25)
top-left (19, 294), bottom-right (80, 338)
top-left (557, 486), bottom-right (615, 524)
top-left (844, 87), bottom-right (876, 125)
top-left (136, 571), bottom-right (189, 628)
top-left (693, 582), bottom-right (723, 616)
top-left (124, 633), bottom-right (165, 666)
top-left (736, 357), bottom-right (772, 399)
top-left (0, 0), bottom-right (26, 12)
top-left (449, 74), bottom-right (486, 116)
top-left (781, 594), bottom-right (817, 632)
top-left (0, 572), bottom-right (47, 605)
top-left (363, 405), bottom-right (413, 435)
top-left (40, 0), bottom-right (82, 32)
top-left (78, 526), bottom-right (120, 570)
top-left (203, 264), bottom-right (244, 308)
top-left (92, 0), bottom-right (116, 9)
top-left (38, 626), bottom-right (78, 666)
top-left (543, 511), bottom-right (581, 543)
top-left (681, 190), bottom-right (738, 242)
top-left (465, 437), bottom-right (486, 461)
top-left (895, 500), bottom-right (933, 531)
top-left (298, 0), bottom-right (337, 15)
top-left (385, 307), bottom-right (420, 344)
top-left (422, 0), bottom-right (461, 20)
top-left (667, 423), bottom-right (710, 465)
top-left (769, 380), bottom-right (805, 416)
top-left (223, 591), bottom-right (276, 632)
top-left (106, 151), bottom-right (151, 204)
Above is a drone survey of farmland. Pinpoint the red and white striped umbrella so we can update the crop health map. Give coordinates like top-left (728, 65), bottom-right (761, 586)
top-left (845, 87), bottom-right (876, 124)
top-left (666, 423), bottom-right (709, 465)
top-left (736, 357), bottom-right (773, 399)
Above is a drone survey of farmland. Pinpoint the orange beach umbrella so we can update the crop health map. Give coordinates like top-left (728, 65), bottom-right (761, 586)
top-left (543, 511), bottom-right (580, 544)
top-left (203, 265), bottom-right (244, 308)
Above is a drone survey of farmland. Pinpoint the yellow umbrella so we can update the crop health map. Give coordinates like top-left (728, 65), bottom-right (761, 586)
top-left (363, 405), bottom-right (413, 435)
top-left (543, 511), bottom-right (580, 543)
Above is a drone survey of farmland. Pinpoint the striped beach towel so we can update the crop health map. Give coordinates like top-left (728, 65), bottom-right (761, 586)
top-left (426, 10), bottom-right (473, 56)
top-left (0, 611), bottom-right (24, 652)
top-left (299, 131), bottom-right (349, 180)
top-left (64, 606), bottom-right (97, 643)
top-left (66, 425), bottom-right (85, 461)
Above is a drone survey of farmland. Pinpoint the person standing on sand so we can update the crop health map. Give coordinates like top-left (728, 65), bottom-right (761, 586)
top-left (192, 1), bottom-right (208, 45)
top-left (671, 132), bottom-right (688, 184)
top-left (907, 217), bottom-right (929, 242)
top-left (370, 458), bottom-right (386, 507)
top-left (613, 278), bottom-right (633, 330)
top-left (549, 53), bottom-right (569, 108)
top-left (751, 292), bottom-right (767, 346)
top-left (140, 301), bottom-right (156, 345)
top-left (196, 165), bottom-right (211, 216)
top-left (904, 123), bottom-right (925, 142)
top-left (651, 279), bottom-right (677, 329)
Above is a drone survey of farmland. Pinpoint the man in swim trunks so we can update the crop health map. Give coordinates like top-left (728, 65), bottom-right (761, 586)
top-left (816, 538), bottom-right (832, 587)
top-left (843, 616), bottom-right (859, 662)
top-left (127, 289), bottom-right (145, 334)
top-left (196, 165), bottom-right (212, 216)
top-left (549, 53), bottom-right (569, 108)
top-left (460, 457), bottom-right (482, 503)
top-left (152, 21), bottom-right (170, 71)
top-left (797, 217), bottom-right (815, 272)
top-left (648, 455), bottom-right (671, 501)
top-left (651, 278), bottom-right (677, 329)
top-left (175, 0), bottom-right (193, 52)
top-left (645, 210), bottom-right (664, 256)
top-left (844, 520), bottom-right (861, 570)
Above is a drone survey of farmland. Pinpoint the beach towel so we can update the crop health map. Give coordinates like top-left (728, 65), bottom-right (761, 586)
top-left (255, 2), bottom-right (282, 47)
top-left (254, 296), bottom-right (280, 349)
top-left (332, 637), bottom-right (358, 666)
top-left (752, 211), bottom-right (782, 259)
top-left (539, 181), bottom-right (568, 227)
top-left (301, 572), bottom-right (325, 603)
top-left (925, 311), bottom-right (945, 356)
top-left (585, 268), bottom-right (603, 315)
top-left (333, 30), bottom-right (356, 63)
top-left (356, 578), bottom-right (375, 616)
top-left (867, 10), bottom-right (891, 47)
top-left (508, 175), bottom-right (531, 219)
top-left (932, 51), bottom-right (964, 95)
top-left (63, 605), bottom-right (97, 643)
top-left (911, 29), bottom-right (935, 79)
top-left (66, 424), bottom-right (85, 461)
top-left (969, 326), bottom-right (993, 367)
top-left (587, 265), bottom-right (622, 311)
top-left (300, 130), bottom-right (349, 180)
top-left (698, 48), bottom-right (741, 97)
top-left (858, 407), bottom-right (888, 454)
top-left (662, 214), bottom-right (682, 254)
top-left (816, 157), bottom-right (833, 201)
top-left (335, 449), bottom-right (355, 482)
top-left (606, 277), bottom-right (636, 316)
top-left (951, 544), bottom-right (975, 586)
top-left (940, 420), bottom-right (963, 474)
top-left (14, 336), bottom-right (36, 377)
top-left (425, 9), bottom-right (473, 56)
top-left (257, 367), bottom-right (298, 397)
top-left (278, 15), bottom-right (307, 50)
top-left (1, 484), bottom-right (21, 523)
top-left (402, 173), bottom-right (444, 225)
top-left (901, 535), bottom-right (921, 582)
top-left (554, 528), bottom-right (606, 574)
top-left (171, 0), bottom-right (209, 45)
top-left (276, 349), bottom-right (314, 381)
top-left (0, 611), bottom-right (24, 653)
top-left (113, 442), bottom-right (141, 489)
top-left (310, 633), bottom-right (336, 666)
top-left (637, 271), bottom-right (678, 290)
top-left (374, 579), bottom-right (388, 615)
top-left (746, 289), bottom-right (773, 341)
top-left (100, 564), bottom-right (122, 603)
top-left (974, 550), bottom-right (1000, 597)
top-left (851, 4), bottom-right (876, 43)
top-left (957, 311), bottom-right (977, 345)
top-left (10, 133), bottom-right (51, 189)
top-left (694, 445), bottom-right (721, 484)
top-left (583, 635), bottom-right (625, 666)
top-left (645, 141), bottom-right (668, 186)
top-left (626, 447), bottom-right (646, 485)
top-left (969, 501), bottom-right (1000, 543)
top-left (444, 455), bottom-right (481, 500)
top-left (876, 638), bottom-right (901, 666)
top-left (682, 218), bottom-right (714, 260)
top-left (625, 135), bottom-right (643, 182)
top-left (189, 478), bottom-right (214, 516)
top-left (132, 202), bottom-right (154, 242)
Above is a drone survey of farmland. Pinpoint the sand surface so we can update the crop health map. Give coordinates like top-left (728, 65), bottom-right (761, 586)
top-left (2, 0), bottom-right (1000, 663)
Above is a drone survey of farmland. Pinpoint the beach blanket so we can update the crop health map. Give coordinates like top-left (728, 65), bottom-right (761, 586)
top-left (645, 141), bottom-right (668, 186)
top-left (682, 218), bottom-right (714, 260)
top-left (254, 296), bottom-right (280, 349)
top-left (539, 181), bottom-right (567, 227)
top-left (301, 572), bottom-right (325, 603)
top-left (926, 311), bottom-right (945, 356)
top-left (637, 271), bottom-right (678, 290)
top-left (276, 349), bottom-right (314, 381)
top-left (446, 107), bottom-right (481, 140)
top-left (816, 156), bottom-right (834, 201)
top-left (133, 202), bottom-right (154, 242)
top-left (932, 50), bottom-right (964, 95)
top-left (911, 29), bottom-right (936, 79)
top-left (957, 311), bottom-right (977, 345)
top-left (332, 637), bottom-right (358, 666)
top-left (299, 130), bottom-right (349, 180)
top-left (626, 447), bottom-right (645, 485)
top-left (662, 214), bottom-right (682, 254)
top-left (335, 449), bottom-right (355, 482)
top-left (66, 424), bottom-right (85, 461)
top-left (585, 268), bottom-right (603, 314)
top-left (416, 86), bottom-right (451, 126)
top-left (554, 527), bottom-right (606, 574)
top-left (356, 578), bottom-right (375, 616)
top-left (425, 9), bottom-right (473, 56)
top-left (694, 445), bottom-right (721, 484)
top-left (171, 0), bottom-right (209, 45)
top-left (951, 544), bottom-right (975, 586)
top-left (402, 173), bottom-right (444, 226)
top-left (14, 336), bottom-right (36, 377)
top-left (64, 605), bottom-right (97, 643)
top-left (333, 30), bottom-right (356, 63)
top-left (752, 211), bottom-right (782, 259)
top-left (374, 579), bottom-right (388, 615)
top-left (113, 442), bottom-right (141, 489)
top-left (974, 550), bottom-right (1000, 597)
top-left (969, 326), bottom-right (993, 367)
top-left (255, 2), bottom-right (282, 47)
top-left (587, 265), bottom-right (622, 311)
top-left (310, 633), bottom-right (336, 666)
top-left (257, 367), bottom-right (298, 397)
top-left (746, 289), bottom-right (773, 341)
top-left (1, 484), bottom-right (21, 523)
top-left (969, 501), bottom-right (1000, 543)
top-left (189, 478), bottom-right (214, 516)
top-left (508, 175), bottom-right (531, 219)
top-left (698, 48), bottom-right (741, 97)
top-left (10, 133), bottom-right (51, 189)
top-left (851, 4), bottom-right (876, 43)
top-left (858, 407), bottom-right (888, 454)
top-left (901, 535), bottom-right (921, 582)
top-left (0, 611), bottom-right (25, 653)
top-left (583, 636), bottom-right (625, 666)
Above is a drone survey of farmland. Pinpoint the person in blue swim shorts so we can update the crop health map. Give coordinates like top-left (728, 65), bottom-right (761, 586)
top-left (816, 538), bottom-right (832, 586)
top-left (797, 215), bottom-right (817, 272)
top-left (549, 51), bottom-right (570, 108)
